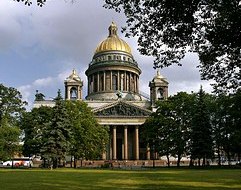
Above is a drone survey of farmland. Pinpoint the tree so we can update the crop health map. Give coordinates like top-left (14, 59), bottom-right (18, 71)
top-left (40, 90), bottom-right (71, 168)
top-left (169, 92), bottom-right (195, 167)
top-left (21, 106), bottom-right (53, 157)
top-left (190, 87), bottom-right (213, 166)
top-left (229, 89), bottom-right (241, 161)
top-left (65, 100), bottom-right (108, 167)
top-left (210, 93), bottom-right (232, 166)
top-left (142, 100), bottom-right (177, 167)
top-left (0, 84), bottom-right (27, 160)
top-left (0, 120), bottom-right (20, 161)
top-left (104, 0), bottom-right (241, 93)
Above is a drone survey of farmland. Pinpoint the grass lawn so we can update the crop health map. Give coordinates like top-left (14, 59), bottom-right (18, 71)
top-left (0, 168), bottom-right (241, 190)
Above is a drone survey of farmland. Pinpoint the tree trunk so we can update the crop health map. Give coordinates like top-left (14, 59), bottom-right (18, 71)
top-left (227, 150), bottom-right (231, 165)
top-left (70, 156), bottom-right (73, 168)
top-left (166, 155), bottom-right (170, 167)
top-left (202, 157), bottom-right (206, 166)
top-left (74, 157), bottom-right (77, 168)
top-left (217, 146), bottom-right (221, 166)
top-left (53, 158), bottom-right (58, 169)
top-left (189, 158), bottom-right (193, 167)
top-left (177, 154), bottom-right (181, 167)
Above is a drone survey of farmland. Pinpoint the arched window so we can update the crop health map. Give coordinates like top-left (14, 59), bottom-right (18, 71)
top-left (70, 87), bottom-right (77, 99)
top-left (157, 88), bottom-right (164, 100)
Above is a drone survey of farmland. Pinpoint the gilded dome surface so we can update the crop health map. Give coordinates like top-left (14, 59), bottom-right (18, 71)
top-left (95, 22), bottom-right (132, 55)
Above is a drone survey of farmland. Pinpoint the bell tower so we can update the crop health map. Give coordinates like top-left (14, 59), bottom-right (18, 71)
top-left (149, 70), bottom-right (168, 107)
top-left (64, 69), bottom-right (83, 100)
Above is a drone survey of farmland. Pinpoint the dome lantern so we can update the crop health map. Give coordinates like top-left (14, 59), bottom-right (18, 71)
top-left (94, 22), bottom-right (132, 55)
top-left (108, 21), bottom-right (117, 37)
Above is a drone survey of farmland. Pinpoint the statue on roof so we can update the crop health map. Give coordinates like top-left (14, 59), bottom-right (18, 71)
top-left (35, 90), bottom-right (45, 101)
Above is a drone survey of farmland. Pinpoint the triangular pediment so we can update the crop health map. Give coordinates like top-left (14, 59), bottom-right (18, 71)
top-left (93, 101), bottom-right (152, 117)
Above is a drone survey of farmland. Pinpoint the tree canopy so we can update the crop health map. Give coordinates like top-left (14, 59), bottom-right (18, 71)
top-left (21, 90), bottom-right (109, 168)
top-left (65, 100), bottom-right (109, 165)
top-left (104, 0), bottom-right (241, 93)
top-left (142, 88), bottom-right (241, 166)
top-left (0, 84), bottom-right (27, 160)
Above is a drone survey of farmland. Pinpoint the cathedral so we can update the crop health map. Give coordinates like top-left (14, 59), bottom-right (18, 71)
top-left (34, 22), bottom-right (169, 161)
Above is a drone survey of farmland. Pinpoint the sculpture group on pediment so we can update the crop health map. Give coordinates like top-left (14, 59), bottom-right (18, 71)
top-left (95, 103), bottom-right (150, 117)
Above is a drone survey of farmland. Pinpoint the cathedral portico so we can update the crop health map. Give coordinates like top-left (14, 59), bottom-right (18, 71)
top-left (108, 125), bottom-right (141, 160)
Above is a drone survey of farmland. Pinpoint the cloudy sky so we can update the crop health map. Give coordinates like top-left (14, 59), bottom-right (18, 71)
top-left (0, 0), bottom-right (213, 109)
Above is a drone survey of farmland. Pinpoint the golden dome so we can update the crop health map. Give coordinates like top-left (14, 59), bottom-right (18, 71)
top-left (152, 69), bottom-right (168, 83)
top-left (95, 22), bottom-right (132, 55)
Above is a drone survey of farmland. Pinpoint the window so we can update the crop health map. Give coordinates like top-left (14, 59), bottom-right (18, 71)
top-left (157, 88), bottom-right (164, 100)
top-left (70, 87), bottom-right (77, 99)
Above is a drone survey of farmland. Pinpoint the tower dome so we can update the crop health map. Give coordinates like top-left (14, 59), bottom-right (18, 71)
top-left (95, 22), bottom-right (132, 55)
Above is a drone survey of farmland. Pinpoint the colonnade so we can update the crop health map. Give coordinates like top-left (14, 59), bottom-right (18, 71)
top-left (88, 70), bottom-right (139, 94)
top-left (112, 126), bottom-right (139, 160)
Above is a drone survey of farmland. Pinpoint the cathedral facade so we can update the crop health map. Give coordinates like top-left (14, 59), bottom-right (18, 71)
top-left (34, 22), bottom-right (169, 161)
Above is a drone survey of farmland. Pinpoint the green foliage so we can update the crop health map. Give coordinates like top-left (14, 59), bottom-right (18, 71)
top-left (21, 106), bottom-right (53, 157)
top-left (0, 121), bottom-right (20, 161)
top-left (0, 84), bottom-right (27, 160)
top-left (40, 90), bottom-right (71, 168)
top-left (142, 92), bottom-right (195, 166)
top-left (0, 84), bottom-right (27, 125)
top-left (190, 87), bottom-right (213, 165)
top-left (142, 88), bottom-right (241, 166)
top-left (169, 92), bottom-right (195, 166)
top-left (228, 89), bottom-right (241, 159)
top-left (65, 100), bottom-right (109, 161)
top-left (21, 90), bottom-right (108, 167)
top-left (104, 0), bottom-right (241, 93)
top-left (210, 93), bottom-right (233, 165)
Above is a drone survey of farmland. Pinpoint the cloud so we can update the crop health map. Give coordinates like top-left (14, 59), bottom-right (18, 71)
top-left (17, 69), bottom-right (72, 109)
top-left (2, 0), bottom-right (214, 110)
top-left (33, 77), bottom-right (54, 87)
